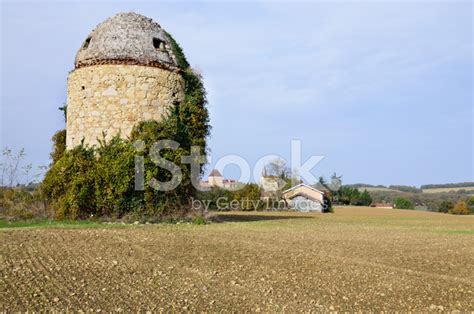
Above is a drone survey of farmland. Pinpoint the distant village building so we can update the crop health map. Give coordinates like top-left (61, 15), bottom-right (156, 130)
top-left (200, 169), bottom-right (240, 190)
top-left (208, 169), bottom-right (224, 187)
top-left (259, 170), bottom-right (288, 200)
top-left (259, 176), bottom-right (281, 200)
top-left (282, 184), bottom-right (325, 212)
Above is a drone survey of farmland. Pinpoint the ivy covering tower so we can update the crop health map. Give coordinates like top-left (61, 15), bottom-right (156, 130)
top-left (42, 12), bottom-right (210, 219)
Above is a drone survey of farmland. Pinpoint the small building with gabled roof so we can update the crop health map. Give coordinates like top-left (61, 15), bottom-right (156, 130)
top-left (282, 183), bottom-right (325, 212)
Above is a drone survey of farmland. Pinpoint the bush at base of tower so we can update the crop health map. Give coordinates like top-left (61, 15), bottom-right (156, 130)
top-left (41, 121), bottom-right (197, 220)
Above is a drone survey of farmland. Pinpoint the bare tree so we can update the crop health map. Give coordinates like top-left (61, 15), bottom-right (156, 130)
top-left (34, 165), bottom-right (48, 184)
top-left (22, 163), bottom-right (33, 186)
top-left (264, 158), bottom-right (291, 179)
top-left (1, 147), bottom-right (11, 185)
top-left (1, 147), bottom-right (26, 186)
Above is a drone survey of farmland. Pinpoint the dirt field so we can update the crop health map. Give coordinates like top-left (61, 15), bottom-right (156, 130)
top-left (1, 206), bottom-right (473, 311)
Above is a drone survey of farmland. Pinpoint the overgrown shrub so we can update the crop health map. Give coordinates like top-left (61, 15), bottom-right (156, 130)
top-left (394, 197), bottom-right (414, 210)
top-left (191, 215), bottom-right (207, 225)
top-left (50, 129), bottom-right (66, 164)
top-left (195, 187), bottom-right (234, 211)
top-left (232, 184), bottom-right (262, 211)
top-left (438, 200), bottom-right (454, 213)
top-left (195, 184), bottom-right (264, 211)
top-left (468, 197), bottom-right (474, 214)
top-left (0, 187), bottom-right (51, 220)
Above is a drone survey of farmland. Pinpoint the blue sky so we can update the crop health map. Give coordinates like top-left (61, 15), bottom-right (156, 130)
top-left (1, 1), bottom-right (472, 186)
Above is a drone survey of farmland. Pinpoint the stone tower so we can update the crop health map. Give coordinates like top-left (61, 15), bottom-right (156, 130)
top-left (66, 12), bottom-right (185, 148)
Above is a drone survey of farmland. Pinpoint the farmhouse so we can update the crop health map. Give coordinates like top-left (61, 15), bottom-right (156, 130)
top-left (282, 183), bottom-right (325, 212)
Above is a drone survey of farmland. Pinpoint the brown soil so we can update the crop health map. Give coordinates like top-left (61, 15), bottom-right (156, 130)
top-left (1, 207), bottom-right (473, 311)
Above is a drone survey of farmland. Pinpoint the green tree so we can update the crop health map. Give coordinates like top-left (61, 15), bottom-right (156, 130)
top-left (438, 200), bottom-right (454, 213)
top-left (347, 189), bottom-right (372, 206)
top-left (359, 190), bottom-right (373, 206)
top-left (349, 189), bottom-right (361, 205)
top-left (234, 183), bottom-right (262, 211)
top-left (467, 196), bottom-right (474, 214)
top-left (338, 186), bottom-right (355, 205)
top-left (50, 130), bottom-right (66, 164)
top-left (394, 197), bottom-right (414, 210)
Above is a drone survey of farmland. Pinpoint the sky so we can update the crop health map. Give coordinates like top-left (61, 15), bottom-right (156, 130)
top-left (1, 1), bottom-right (473, 186)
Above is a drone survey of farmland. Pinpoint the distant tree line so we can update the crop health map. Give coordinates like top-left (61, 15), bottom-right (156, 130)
top-left (341, 180), bottom-right (474, 214)
top-left (388, 185), bottom-right (421, 193)
top-left (338, 187), bottom-right (372, 206)
top-left (346, 183), bottom-right (422, 193)
top-left (346, 183), bottom-right (474, 194)
top-left (421, 182), bottom-right (474, 189)
top-left (368, 189), bottom-right (474, 214)
top-left (345, 183), bottom-right (387, 188)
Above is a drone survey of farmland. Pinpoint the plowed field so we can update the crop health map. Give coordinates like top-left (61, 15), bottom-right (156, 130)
top-left (1, 207), bottom-right (473, 311)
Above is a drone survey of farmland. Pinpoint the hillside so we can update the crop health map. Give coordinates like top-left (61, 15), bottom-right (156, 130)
top-left (348, 182), bottom-right (474, 194)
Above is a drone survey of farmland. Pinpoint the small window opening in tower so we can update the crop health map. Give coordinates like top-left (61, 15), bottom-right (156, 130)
top-left (153, 38), bottom-right (164, 50)
top-left (83, 37), bottom-right (91, 49)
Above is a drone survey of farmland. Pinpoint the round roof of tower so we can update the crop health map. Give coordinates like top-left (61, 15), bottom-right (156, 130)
top-left (74, 12), bottom-right (179, 70)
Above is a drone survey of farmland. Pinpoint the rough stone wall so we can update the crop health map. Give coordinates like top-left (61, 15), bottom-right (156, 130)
top-left (66, 64), bottom-right (184, 148)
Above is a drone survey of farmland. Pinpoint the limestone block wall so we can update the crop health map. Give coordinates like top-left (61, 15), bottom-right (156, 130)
top-left (66, 64), bottom-right (185, 148)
